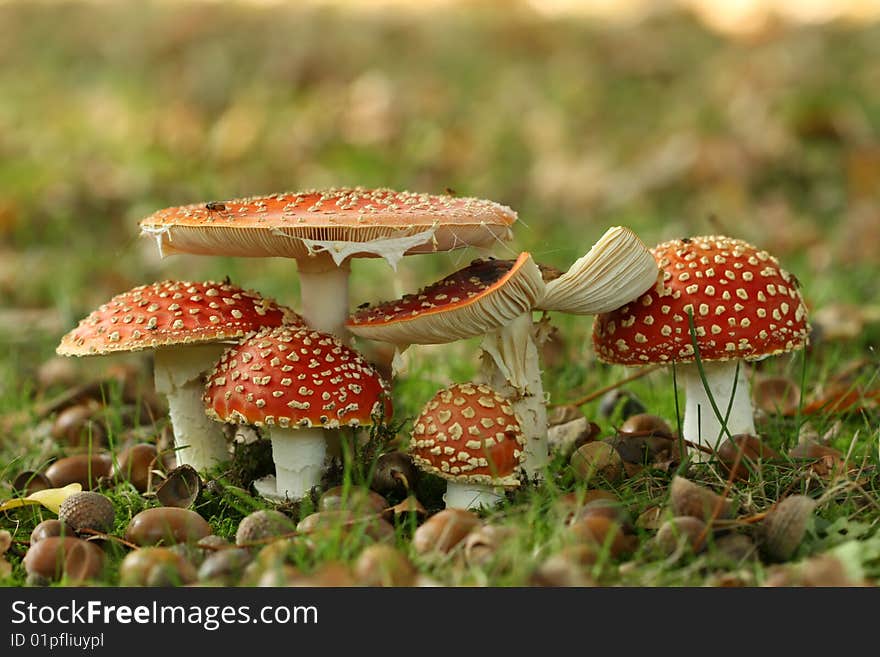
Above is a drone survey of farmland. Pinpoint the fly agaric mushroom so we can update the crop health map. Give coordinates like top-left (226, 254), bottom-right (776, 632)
top-left (57, 280), bottom-right (301, 471)
top-left (139, 188), bottom-right (517, 338)
top-left (204, 324), bottom-right (392, 501)
top-left (410, 383), bottom-right (525, 510)
top-left (348, 227), bottom-right (658, 479)
top-left (592, 235), bottom-right (810, 459)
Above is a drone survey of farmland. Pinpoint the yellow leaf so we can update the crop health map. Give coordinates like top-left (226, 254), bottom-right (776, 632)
top-left (0, 483), bottom-right (82, 514)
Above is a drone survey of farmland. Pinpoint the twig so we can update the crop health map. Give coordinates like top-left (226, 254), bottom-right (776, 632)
top-left (552, 365), bottom-right (661, 408)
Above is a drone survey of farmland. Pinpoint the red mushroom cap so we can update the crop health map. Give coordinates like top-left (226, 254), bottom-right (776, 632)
top-left (592, 236), bottom-right (810, 365)
top-left (346, 252), bottom-right (545, 344)
top-left (140, 187), bottom-right (517, 258)
top-left (57, 280), bottom-right (302, 356)
top-left (204, 325), bottom-right (392, 430)
top-left (409, 383), bottom-right (524, 487)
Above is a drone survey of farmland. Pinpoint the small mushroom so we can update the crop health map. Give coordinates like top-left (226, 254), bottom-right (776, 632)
top-left (408, 382), bottom-right (526, 510)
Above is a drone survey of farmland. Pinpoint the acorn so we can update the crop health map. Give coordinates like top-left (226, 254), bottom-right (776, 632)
top-left (654, 516), bottom-right (707, 556)
top-left (58, 491), bottom-right (115, 533)
top-left (318, 486), bottom-right (388, 515)
top-left (570, 442), bottom-right (624, 484)
top-left (51, 402), bottom-right (106, 448)
top-left (119, 547), bottom-right (198, 586)
top-left (463, 525), bottom-right (518, 567)
top-left (296, 510), bottom-right (395, 544)
top-left (124, 507), bottom-right (212, 546)
top-left (197, 548), bottom-right (252, 584)
top-left (23, 536), bottom-right (104, 583)
top-left (236, 510), bottom-right (296, 547)
top-left (11, 471), bottom-right (53, 496)
top-left (29, 519), bottom-right (75, 544)
top-left (568, 515), bottom-right (633, 558)
top-left (717, 434), bottom-right (780, 482)
top-left (619, 413), bottom-right (673, 437)
top-left (45, 453), bottom-right (112, 490)
top-left (761, 495), bottom-right (816, 562)
top-left (669, 476), bottom-right (733, 521)
top-left (354, 544), bottom-right (417, 587)
top-left (113, 443), bottom-right (159, 492)
top-left (412, 509), bottom-right (481, 556)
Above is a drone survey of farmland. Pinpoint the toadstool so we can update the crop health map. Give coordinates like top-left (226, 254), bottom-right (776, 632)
top-left (409, 382), bottom-right (525, 510)
top-left (204, 324), bottom-right (392, 501)
top-left (348, 227), bottom-right (658, 478)
top-left (592, 235), bottom-right (810, 459)
top-left (56, 280), bottom-right (300, 471)
top-left (139, 188), bottom-right (517, 339)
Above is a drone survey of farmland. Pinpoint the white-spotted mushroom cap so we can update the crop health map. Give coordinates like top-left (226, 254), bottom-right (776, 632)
top-left (346, 252), bottom-right (545, 345)
top-left (592, 236), bottom-right (810, 365)
top-left (57, 280), bottom-right (303, 356)
top-left (139, 187), bottom-right (517, 260)
top-left (409, 383), bottom-right (525, 488)
top-left (204, 325), bottom-right (392, 429)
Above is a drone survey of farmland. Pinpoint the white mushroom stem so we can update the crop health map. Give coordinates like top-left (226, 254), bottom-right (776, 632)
top-left (263, 427), bottom-right (327, 500)
top-left (297, 253), bottom-right (352, 338)
top-left (443, 481), bottom-right (504, 510)
top-left (154, 345), bottom-right (230, 472)
top-left (479, 312), bottom-right (549, 479)
top-left (680, 360), bottom-right (755, 461)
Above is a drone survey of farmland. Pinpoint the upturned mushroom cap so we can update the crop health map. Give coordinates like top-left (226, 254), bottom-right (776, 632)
top-left (346, 252), bottom-right (545, 345)
top-left (139, 187), bottom-right (517, 263)
top-left (57, 280), bottom-right (301, 356)
top-left (204, 325), bottom-right (392, 429)
top-left (593, 236), bottom-right (810, 365)
top-left (409, 383), bottom-right (525, 487)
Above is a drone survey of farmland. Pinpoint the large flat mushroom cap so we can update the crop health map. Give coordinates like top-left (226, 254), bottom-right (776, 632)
top-left (139, 187), bottom-right (517, 259)
top-left (409, 383), bottom-right (525, 487)
top-left (57, 280), bottom-right (302, 356)
top-left (592, 235), bottom-right (810, 366)
top-left (204, 325), bottom-right (392, 430)
top-left (346, 252), bottom-right (545, 345)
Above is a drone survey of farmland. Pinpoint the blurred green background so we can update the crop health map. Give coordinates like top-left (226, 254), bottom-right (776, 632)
top-left (2, 0), bottom-right (880, 394)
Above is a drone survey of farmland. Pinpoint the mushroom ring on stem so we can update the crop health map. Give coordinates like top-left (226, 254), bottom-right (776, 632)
top-left (203, 325), bottom-right (393, 501)
top-left (139, 188), bottom-right (517, 339)
top-left (409, 383), bottom-right (525, 510)
top-left (348, 226), bottom-right (658, 479)
top-left (592, 235), bottom-right (810, 460)
top-left (56, 280), bottom-right (301, 472)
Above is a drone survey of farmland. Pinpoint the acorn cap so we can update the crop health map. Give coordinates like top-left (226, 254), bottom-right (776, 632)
top-left (409, 383), bottom-right (525, 487)
top-left (57, 491), bottom-right (115, 533)
top-left (347, 252), bottom-right (545, 345)
top-left (204, 325), bottom-right (392, 429)
top-left (139, 187), bottom-right (517, 261)
top-left (57, 280), bottom-right (301, 356)
top-left (593, 235), bottom-right (810, 365)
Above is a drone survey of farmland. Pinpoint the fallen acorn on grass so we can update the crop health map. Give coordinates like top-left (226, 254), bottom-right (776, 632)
top-left (23, 536), bottom-right (104, 584)
top-left (58, 491), bottom-right (115, 533)
top-left (124, 507), bottom-right (212, 546)
top-left (760, 495), bottom-right (817, 562)
top-left (412, 509), bottom-right (481, 556)
top-left (570, 441), bottom-right (624, 484)
top-left (119, 547), bottom-right (198, 586)
top-left (669, 476), bottom-right (734, 521)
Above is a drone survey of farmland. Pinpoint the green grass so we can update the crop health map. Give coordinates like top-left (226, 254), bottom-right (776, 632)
top-left (1, 1), bottom-right (879, 587)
